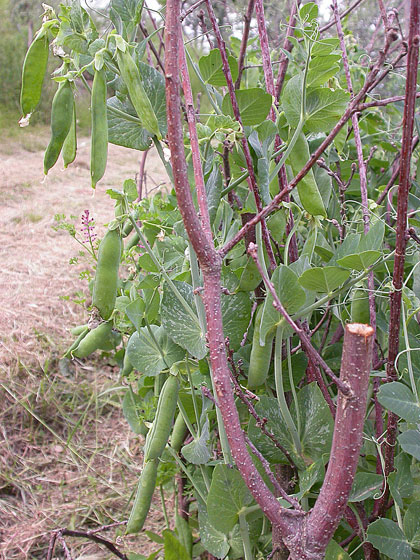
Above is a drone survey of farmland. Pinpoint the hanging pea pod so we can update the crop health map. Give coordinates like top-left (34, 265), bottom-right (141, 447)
top-left (92, 229), bottom-right (122, 320)
top-left (126, 458), bottom-right (158, 534)
top-left (287, 131), bottom-right (326, 218)
top-left (116, 43), bottom-right (161, 138)
top-left (20, 29), bottom-right (50, 119)
top-left (90, 67), bottom-right (108, 188)
top-left (62, 96), bottom-right (77, 168)
top-left (44, 81), bottom-right (74, 174)
top-left (247, 306), bottom-right (276, 389)
top-left (144, 374), bottom-right (179, 461)
top-left (72, 321), bottom-right (113, 358)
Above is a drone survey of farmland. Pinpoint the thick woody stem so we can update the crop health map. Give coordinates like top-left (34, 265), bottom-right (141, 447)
top-left (165, 0), bottom-right (303, 538)
top-left (179, 35), bottom-right (213, 242)
top-left (297, 324), bottom-right (374, 559)
top-left (205, 0), bottom-right (277, 270)
top-left (377, 0), bottom-right (420, 514)
top-left (235, 0), bottom-right (256, 89)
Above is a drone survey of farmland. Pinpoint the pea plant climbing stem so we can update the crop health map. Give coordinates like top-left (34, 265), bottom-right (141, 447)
top-left (19, 0), bottom-right (420, 558)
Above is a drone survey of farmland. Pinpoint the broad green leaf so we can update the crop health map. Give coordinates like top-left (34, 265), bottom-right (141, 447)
top-left (399, 430), bottom-right (420, 461)
top-left (337, 250), bottom-right (381, 271)
top-left (282, 75), bottom-right (349, 132)
top-left (221, 291), bottom-right (252, 350)
top-left (260, 265), bottom-right (306, 343)
top-left (207, 464), bottom-right (253, 532)
top-left (138, 61), bottom-right (167, 136)
top-left (307, 55), bottom-right (341, 88)
top-left (197, 502), bottom-right (230, 558)
top-left (366, 519), bottom-right (412, 560)
top-left (222, 88), bottom-right (273, 126)
top-left (107, 96), bottom-right (152, 151)
top-left (325, 539), bottom-right (351, 560)
top-left (299, 267), bottom-right (350, 293)
top-left (163, 529), bottom-right (190, 560)
top-left (125, 297), bottom-right (145, 331)
top-left (311, 38), bottom-right (340, 56)
top-left (348, 472), bottom-right (383, 502)
top-left (297, 459), bottom-right (324, 499)
top-left (126, 324), bottom-right (184, 375)
top-left (394, 453), bottom-right (414, 499)
top-left (199, 49), bottom-right (239, 86)
top-left (110, 0), bottom-right (142, 25)
top-left (295, 383), bottom-right (334, 465)
top-left (122, 387), bottom-right (145, 434)
top-left (299, 2), bottom-right (318, 21)
top-left (404, 503), bottom-right (420, 547)
top-left (182, 417), bottom-right (211, 465)
top-left (205, 164), bottom-right (223, 224)
top-left (377, 382), bottom-right (420, 423)
top-left (358, 220), bottom-right (385, 252)
top-left (161, 281), bottom-right (207, 359)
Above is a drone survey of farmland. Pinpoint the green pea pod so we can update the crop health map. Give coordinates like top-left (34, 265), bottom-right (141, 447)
top-left (91, 67), bottom-right (108, 188)
top-left (125, 232), bottom-right (140, 252)
top-left (351, 288), bottom-right (370, 324)
top-left (44, 81), bottom-right (74, 174)
top-left (247, 306), bottom-right (275, 389)
top-left (64, 326), bottom-right (89, 358)
top-left (73, 321), bottom-right (113, 358)
top-left (170, 412), bottom-right (188, 452)
top-left (20, 29), bottom-right (49, 118)
top-left (287, 132), bottom-right (326, 218)
top-left (92, 229), bottom-right (122, 320)
top-left (98, 329), bottom-right (122, 351)
top-left (126, 458), bottom-right (158, 534)
top-left (62, 97), bottom-right (77, 168)
top-left (116, 47), bottom-right (161, 138)
top-left (144, 375), bottom-right (179, 461)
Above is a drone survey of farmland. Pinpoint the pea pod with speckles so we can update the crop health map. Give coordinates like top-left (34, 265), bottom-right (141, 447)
top-left (247, 306), bottom-right (275, 389)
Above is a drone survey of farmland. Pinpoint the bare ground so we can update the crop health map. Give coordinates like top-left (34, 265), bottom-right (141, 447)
top-left (0, 130), bottom-right (171, 559)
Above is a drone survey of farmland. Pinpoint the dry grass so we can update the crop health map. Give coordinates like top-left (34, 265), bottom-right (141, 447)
top-left (0, 130), bottom-right (172, 559)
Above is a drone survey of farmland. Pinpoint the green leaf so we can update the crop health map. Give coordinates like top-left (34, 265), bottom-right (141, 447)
top-left (221, 291), bottom-right (252, 350)
top-left (107, 96), bottom-right (152, 151)
top-left (207, 464), bottom-right (253, 532)
top-left (260, 265), bottom-right (306, 343)
top-left (222, 88), bottom-right (273, 126)
top-left (163, 529), bottom-right (190, 560)
top-left (110, 0), bottom-right (142, 25)
top-left (181, 417), bottom-right (211, 465)
top-left (337, 250), bottom-right (381, 271)
top-left (161, 281), bottom-right (207, 359)
top-left (366, 519), bottom-right (412, 560)
top-left (199, 49), bottom-right (239, 86)
top-left (299, 266), bottom-right (350, 293)
top-left (404, 503), bottom-right (420, 547)
top-left (197, 502), bottom-right (230, 558)
top-left (126, 325), bottom-right (185, 375)
top-left (297, 459), bottom-right (324, 499)
top-left (377, 382), bottom-right (420, 423)
top-left (282, 75), bottom-right (350, 132)
top-left (325, 539), bottom-right (352, 560)
top-left (125, 297), bottom-right (145, 331)
top-left (348, 472), bottom-right (383, 502)
top-left (296, 383), bottom-right (334, 465)
top-left (359, 220), bottom-right (385, 252)
top-left (205, 164), bottom-right (223, 224)
top-left (138, 61), bottom-right (167, 136)
top-left (122, 387), bottom-right (146, 434)
top-left (399, 430), bottom-right (420, 461)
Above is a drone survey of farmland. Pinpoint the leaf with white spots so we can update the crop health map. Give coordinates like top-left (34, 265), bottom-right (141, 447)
top-left (366, 519), bottom-right (412, 560)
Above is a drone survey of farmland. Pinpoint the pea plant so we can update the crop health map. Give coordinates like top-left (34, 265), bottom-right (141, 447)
top-left (20, 0), bottom-right (420, 558)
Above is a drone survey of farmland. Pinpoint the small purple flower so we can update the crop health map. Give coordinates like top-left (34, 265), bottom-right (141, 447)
top-left (80, 210), bottom-right (97, 243)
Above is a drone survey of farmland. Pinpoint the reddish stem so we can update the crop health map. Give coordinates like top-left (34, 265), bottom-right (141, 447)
top-left (235, 0), bottom-right (256, 89)
top-left (275, 0), bottom-right (300, 100)
top-left (377, 0), bottom-right (420, 514)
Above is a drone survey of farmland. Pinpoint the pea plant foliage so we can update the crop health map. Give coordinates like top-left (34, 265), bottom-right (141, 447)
top-left (20, 0), bottom-right (420, 558)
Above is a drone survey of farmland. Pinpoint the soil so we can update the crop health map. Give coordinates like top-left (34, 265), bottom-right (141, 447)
top-left (0, 131), bottom-right (171, 559)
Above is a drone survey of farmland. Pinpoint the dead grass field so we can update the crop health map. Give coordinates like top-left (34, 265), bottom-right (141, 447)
top-left (0, 128), bottom-right (171, 559)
